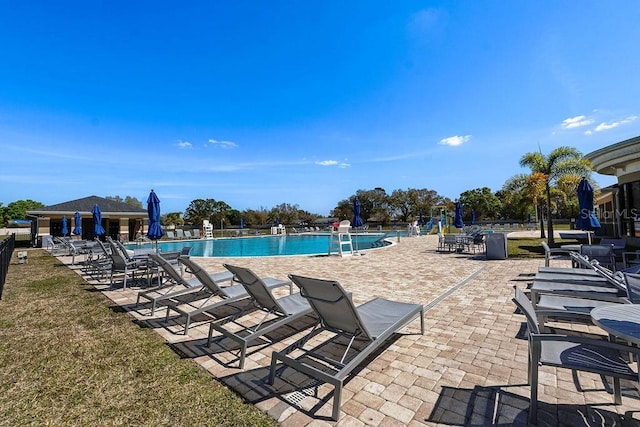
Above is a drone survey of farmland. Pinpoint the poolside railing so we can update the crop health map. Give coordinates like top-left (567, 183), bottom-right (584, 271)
top-left (0, 234), bottom-right (16, 300)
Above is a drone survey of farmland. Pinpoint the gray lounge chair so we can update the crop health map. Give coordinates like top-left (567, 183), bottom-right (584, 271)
top-left (107, 241), bottom-right (148, 290)
top-left (165, 258), bottom-right (292, 335)
top-left (581, 244), bottom-right (616, 271)
top-left (80, 239), bottom-right (112, 282)
top-left (534, 272), bottom-right (640, 327)
top-left (205, 263), bottom-right (314, 369)
top-left (269, 274), bottom-right (424, 421)
top-left (537, 266), bottom-right (602, 276)
top-left (512, 287), bottom-right (640, 424)
top-left (530, 259), bottom-right (629, 308)
top-left (624, 272), bottom-right (640, 303)
top-left (137, 253), bottom-right (232, 315)
top-left (529, 278), bottom-right (627, 309)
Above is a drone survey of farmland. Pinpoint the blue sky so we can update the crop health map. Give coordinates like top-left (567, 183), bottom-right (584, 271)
top-left (1, 2), bottom-right (639, 216)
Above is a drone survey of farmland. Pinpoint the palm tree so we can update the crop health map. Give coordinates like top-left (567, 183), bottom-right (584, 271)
top-left (501, 173), bottom-right (547, 236)
top-left (520, 146), bottom-right (592, 245)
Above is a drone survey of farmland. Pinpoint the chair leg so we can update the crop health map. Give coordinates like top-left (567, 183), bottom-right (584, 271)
top-left (332, 382), bottom-right (343, 421)
top-left (239, 342), bottom-right (248, 369)
top-left (529, 346), bottom-right (539, 424)
top-left (183, 315), bottom-right (192, 335)
top-left (613, 377), bottom-right (622, 404)
top-left (529, 364), bottom-right (538, 424)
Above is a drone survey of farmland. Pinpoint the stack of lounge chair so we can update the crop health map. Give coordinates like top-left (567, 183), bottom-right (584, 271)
top-left (513, 250), bottom-right (640, 423)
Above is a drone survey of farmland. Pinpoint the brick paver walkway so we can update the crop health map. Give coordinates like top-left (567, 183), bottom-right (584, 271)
top-left (63, 233), bottom-right (640, 426)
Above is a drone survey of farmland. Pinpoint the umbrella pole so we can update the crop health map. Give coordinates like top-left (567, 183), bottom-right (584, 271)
top-left (354, 227), bottom-right (360, 255)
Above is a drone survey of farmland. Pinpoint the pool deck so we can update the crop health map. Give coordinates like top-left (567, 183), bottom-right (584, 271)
top-left (64, 231), bottom-right (640, 426)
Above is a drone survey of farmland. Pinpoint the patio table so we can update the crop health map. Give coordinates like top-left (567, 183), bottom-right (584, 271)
top-left (591, 305), bottom-right (640, 345)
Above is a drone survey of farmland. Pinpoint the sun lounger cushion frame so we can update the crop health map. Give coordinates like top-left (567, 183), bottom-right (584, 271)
top-left (269, 274), bottom-right (424, 421)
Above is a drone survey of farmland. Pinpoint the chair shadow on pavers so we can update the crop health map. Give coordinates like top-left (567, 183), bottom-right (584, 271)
top-left (426, 385), bottom-right (636, 426)
top-left (206, 315), bottom-right (318, 369)
top-left (218, 337), bottom-right (400, 421)
top-left (165, 299), bottom-right (255, 334)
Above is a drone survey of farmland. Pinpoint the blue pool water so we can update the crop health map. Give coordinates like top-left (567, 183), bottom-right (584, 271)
top-left (126, 233), bottom-right (392, 257)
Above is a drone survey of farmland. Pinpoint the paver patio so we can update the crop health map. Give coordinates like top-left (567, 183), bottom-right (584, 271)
top-left (62, 232), bottom-right (640, 426)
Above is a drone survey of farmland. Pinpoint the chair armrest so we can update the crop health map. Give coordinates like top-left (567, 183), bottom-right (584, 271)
top-left (548, 248), bottom-right (570, 254)
top-left (531, 333), bottom-right (640, 355)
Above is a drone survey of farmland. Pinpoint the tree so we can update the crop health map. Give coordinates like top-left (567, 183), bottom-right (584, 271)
top-left (183, 199), bottom-right (214, 226)
top-left (124, 196), bottom-right (143, 209)
top-left (330, 199), bottom-right (353, 221)
top-left (106, 195), bottom-right (143, 209)
top-left (4, 199), bottom-right (44, 220)
top-left (387, 188), bottom-right (444, 223)
top-left (242, 208), bottom-right (269, 227)
top-left (356, 188), bottom-right (390, 224)
top-left (458, 187), bottom-right (502, 221)
top-left (162, 212), bottom-right (183, 227)
top-left (269, 203), bottom-right (300, 225)
top-left (520, 146), bottom-right (592, 245)
top-left (499, 173), bottom-right (547, 231)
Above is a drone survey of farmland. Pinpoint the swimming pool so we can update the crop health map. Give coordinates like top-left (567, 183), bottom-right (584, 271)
top-left (126, 233), bottom-right (392, 257)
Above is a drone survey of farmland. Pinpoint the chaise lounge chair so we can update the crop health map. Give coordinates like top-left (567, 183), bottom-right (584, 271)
top-left (165, 258), bottom-right (292, 335)
top-left (269, 274), bottom-right (424, 421)
top-left (533, 270), bottom-right (640, 328)
top-left (137, 253), bottom-right (233, 315)
top-left (205, 263), bottom-right (315, 369)
top-left (107, 240), bottom-right (149, 290)
top-left (81, 239), bottom-right (113, 282)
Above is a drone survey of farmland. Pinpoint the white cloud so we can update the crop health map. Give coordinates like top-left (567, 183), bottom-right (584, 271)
top-left (209, 139), bottom-right (238, 148)
top-left (595, 115), bottom-right (638, 132)
top-left (339, 162), bottom-right (350, 168)
top-left (561, 115), bottom-right (594, 129)
top-left (176, 140), bottom-right (192, 149)
top-left (316, 160), bottom-right (338, 166)
top-left (439, 135), bottom-right (471, 147)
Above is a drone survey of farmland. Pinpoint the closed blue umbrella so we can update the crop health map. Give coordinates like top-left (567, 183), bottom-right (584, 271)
top-left (240, 218), bottom-right (244, 229)
top-left (72, 211), bottom-right (82, 236)
top-left (275, 216), bottom-right (279, 227)
top-left (527, 213), bottom-right (531, 224)
top-left (61, 216), bottom-right (68, 236)
top-left (470, 210), bottom-right (476, 225)
top-left (147, 190), bottom-right (164, 241)
top-left (352, 198), bottom-right (364, 254)
top-left (453, 202), bottom-right (464, 229)
top-left (92, 204), bottom-right (105, 238)
top-left (352, 198), bottom-right (363, 228)
top-left (418, 210), bottom-right (424, 226)
top-left (576, 177), bottom-right (600, 244)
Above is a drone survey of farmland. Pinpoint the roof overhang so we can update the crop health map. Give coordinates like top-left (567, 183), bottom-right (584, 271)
top-left (27, 210), bottom-right (148, 217)
top-left (585, 135), bottom-right (640, 177)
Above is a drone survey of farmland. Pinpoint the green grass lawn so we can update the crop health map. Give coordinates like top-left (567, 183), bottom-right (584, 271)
top-left (507, 237), bottom-right (576, 258)
top-left (0, 250), bottom-right (277, 426)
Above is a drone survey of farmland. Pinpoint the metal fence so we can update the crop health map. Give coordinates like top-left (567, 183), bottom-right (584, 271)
top-left (0, 234), bottom-right (15, 300)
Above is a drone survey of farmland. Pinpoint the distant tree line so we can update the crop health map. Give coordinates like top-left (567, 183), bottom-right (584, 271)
top-left (2, 147), bottom-right (596, 242)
